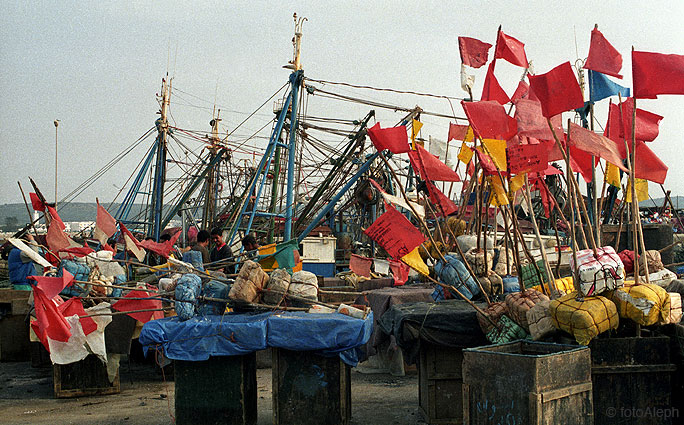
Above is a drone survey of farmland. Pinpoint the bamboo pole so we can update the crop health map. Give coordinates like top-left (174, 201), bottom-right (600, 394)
top-left (523, 175), bottom-right (557, 293)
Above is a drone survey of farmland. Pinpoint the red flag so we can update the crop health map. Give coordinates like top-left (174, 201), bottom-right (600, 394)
top-left (119, 222), bottom-right (147, 262)
top-left (632, 51), bottom-right (684, 98)
top-left (633, 141), bottom-right (668, 184)
top-left (531, 177), bottom-right (556, 218)
top-left (59, 244), bottom-right (95, 257)
top-left (514, 99), bottom-right (554, 140)
top-left (567, 122), bottom-right (629, 173)
top-left (448, 123), bottom-right (469, 141)
top-left (112, 290), bottom-right (162, 323)
top-left (349, 254), bottom-right (372, 278)
top-left (364, 205), bottom-right (425, 259)
top-left (388, 259), bottom-right (409, 286)
top-left (426, 181), bottom-right (458, 216)
top-left (30, 193), bottom-right (46, 212)
top-left (569, 145), bottom-right (596, 183)
top-left (139, 230), bottom-right (180, 258)
top-left (475, 148), bottom-right (499, 176)
top-left (583, 28), bottom-right (623, 79)
top-left (94, 200), bottom-right (118, 245)
top-left (458, 36), bottom-right (492, 68)
top-left (495, 30), bottom-right (528, 67)
top-left (58, 298), bottom-right (97, 335)
top-left (47, 206), bottom-right (65, 230)
top-left (28, 270), bottom-right (74, 300)
top-left (511, 80), bottom-right (530, 103)
top-left (481, 61), bottom-right (510, 105)
top-left (461, 100), bottom-right (517, 140)
top-left (367, 123), bottom-right (410, 154)
top-left (614, 98), bottom-right (662, 142)
top-left (32, 287), bottom-right (71, 344)
top-left (46, 220), bottom-right (71, 252)
top-left (408, 144), bottom-right (460, 182)
top-left (507, 143), bottom-right (548, 175)
top-left (529, 62), bottom-right (584, 118)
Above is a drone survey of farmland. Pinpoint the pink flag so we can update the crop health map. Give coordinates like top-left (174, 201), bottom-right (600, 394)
top-left (46, 220), bottom-right (71, 252)
top-left (32, 287), bottom-right (71, 346)
top-left (388, 259), bottom-right (409, 286)
top-left (514, 99), bottom-right (554, 140)
top-left (349, 254), bottom-right (372, 278)
top-left (511, 80), bottom-right (530, 103)
top-left (139, 230), bottom-right (181, 258)
top-left (567, 122), bottom-right (628, 173)
top-left (461, 100), bottom-right (517, 140)
top-left (448, 123), bottom-right (469, 141)
top-left (119, 222), bottom-right (147, 262)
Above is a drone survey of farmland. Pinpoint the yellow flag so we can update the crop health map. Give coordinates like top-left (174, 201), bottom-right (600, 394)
top-left (464, 126), bottom-right (475, 143)
top-left (510, 173), bottom-right (526, 193)
top-left (488, 176), bottom-right (509, 206)
top-left (411, 119), bottom-right (423, 149)
top-left (458, 142), bottom-right (474, 164)
top-left (605, 162), bottom-right (621, 188)
top-left (401, 247), bottom-right (429, 276)
top-left (481, 139), bottom-right (507, 171)
top-left (626, 178), bottom-right (648, 203)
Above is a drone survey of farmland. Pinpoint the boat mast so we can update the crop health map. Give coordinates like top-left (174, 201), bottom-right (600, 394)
top-left (202, 111), bottom-right (221, 229)
top-left (149, 77), bottom-right (170, 241)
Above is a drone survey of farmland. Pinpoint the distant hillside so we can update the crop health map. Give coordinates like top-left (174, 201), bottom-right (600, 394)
top-left (0, 203), bottom-right (150, 227)
top-left (640, 196), bottom-right (684, 209)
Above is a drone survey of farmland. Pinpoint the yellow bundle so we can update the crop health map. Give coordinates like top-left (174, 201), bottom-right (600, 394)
top-left (549, 292), bottom-right (619, 345)
top-left (532, 276), bottom-right (574, 295)
top-left (608, 283), bottom-right (670, 326)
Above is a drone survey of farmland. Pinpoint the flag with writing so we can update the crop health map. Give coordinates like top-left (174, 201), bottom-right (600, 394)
top-left (364, 205), bottom-right (425, 259)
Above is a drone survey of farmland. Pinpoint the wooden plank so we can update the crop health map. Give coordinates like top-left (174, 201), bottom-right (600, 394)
top-left (539, 382), bottom-right (593, 403)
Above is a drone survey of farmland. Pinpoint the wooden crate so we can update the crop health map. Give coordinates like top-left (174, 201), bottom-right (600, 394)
top-left (0, 288), bottom-right (31, 362)
top-left (418, 343), bottom-right (464, 424)
top-left (53, 354), bottom-right (120, 398)
top-left (174, 354), bottom-right (257, 425)
top-left (590, 336), bottom-right (676, 425)
top-left (463, 340), bottom-right (593, 425)
top-left (272, 348), bottom-right (351, 425)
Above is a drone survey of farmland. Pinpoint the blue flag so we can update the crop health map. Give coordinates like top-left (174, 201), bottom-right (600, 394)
top-left (588, 70), bottom-right (630, 103)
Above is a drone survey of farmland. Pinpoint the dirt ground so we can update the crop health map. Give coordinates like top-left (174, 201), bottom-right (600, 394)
top-left (0, 357), bottom-right (425, 425)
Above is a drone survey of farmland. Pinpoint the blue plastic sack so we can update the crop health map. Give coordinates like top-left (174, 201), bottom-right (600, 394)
top-left (502, 276), bottom-right (521, 293)
top-left (434, 255), bottom-right (479, 300)
top-left (182, 251), bottom-right (205, 271)
top-left (198, 280), bottom-right (230, 316)
top-left (111, 274), bottom-right (127, 298)
top-left (175, 274), bottom-right (202, 320)
top-left (58, 260), bottom-right (90, 297)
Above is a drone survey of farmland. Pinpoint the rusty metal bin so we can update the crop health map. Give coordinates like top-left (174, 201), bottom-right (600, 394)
top-left (590, 336), bottom-right (676, 425)
top-left (53, 354), bottom-right (120, 398)
top-left (463, 340), bottom-right (593, 425)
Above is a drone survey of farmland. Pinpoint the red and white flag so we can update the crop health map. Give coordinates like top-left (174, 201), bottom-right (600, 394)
top-left (93, 200), bottom-right (118, 245)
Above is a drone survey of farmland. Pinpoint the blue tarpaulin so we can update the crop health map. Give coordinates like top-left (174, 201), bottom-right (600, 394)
top-left (139, 311), bottom-right (374, 366)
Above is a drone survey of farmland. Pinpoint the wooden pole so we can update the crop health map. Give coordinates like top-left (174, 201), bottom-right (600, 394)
top-left (523, 175), bottom-right (557, 294)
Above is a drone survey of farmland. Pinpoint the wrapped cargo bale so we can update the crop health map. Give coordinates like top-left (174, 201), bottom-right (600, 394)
top-left (647, 268), bottom-right (677, 288)
top-left (608, 283), bottom-right (670, 326)
top-left (175, 274), bottom-right (202, 320)
top-left (418, 240), bottom-right (444, 262)
top-left (263, 268), bottom-right (291, 305)
top-left (505, 289), bottom-right (550, 331)
top-left (502, 276), bottom-right (520, 293)
top-left (198, 280), bottom-right (230, 316)
top-left (519, 260), bottom-right (548, 289)
top-left (446, 216), bottom-right (467, 237)
top-left (571, 246), bottom-right (625, 296)
top-left (464, 247), bottom-right (494, 276)
top-left (526, 299), bottom-right (556, 340)
top-left (493, 247), bottom-right (514, 276)
top-left (456, 235), bottom-right (493, 254)
top-left (485, 315), bottom-right (528, 344)
top-left (667, 293), bottom-right (682, 324)
top-left (531, 276), bottom-right (574, 297)
top-left (486, 272), bottom-right (503, 295)
top-left (639, 250), bottom-right (664, 275)
top-left (434, 255), bottom-right (480, 300)
top-left (549, 292), bottom-right (619, 345)
top-left (59, 259), bottom-right (90, 282)
top-left (228, 260), bottom-right (269, 303)
top-left (618, 250), bottom-right (637, 275)
top-left (476, 302), bottom-right (508, 335)
top-left (288, 271), bottom-right (318, 301)
top-left (181, 250), bottom-right (205, 271)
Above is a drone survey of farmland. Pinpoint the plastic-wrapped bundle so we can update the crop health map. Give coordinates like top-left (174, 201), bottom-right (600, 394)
top-left (549, 292), bottom-right (619, 345)
top-left (86, 250), bottom-right (125, 278)
top-left (571, 246), bottom-right (625, 296)
top-left (608, 283), bottom-right (670, 326)
top-left (477, 272), bottom-right (503, 295)
top-left (263, 269), bottom-right (291, 305)
top-left (198, 280), bottom-right (230, 316)
top-left (531, 276), bottom-right (574, 297)
top-left (519, 260), bottom-right (549, 289)
top-left (667, 293), bottom-right (682, 324)
top-left (502, 276), bottom-right (520, 293)
top-left (456, 235), bottom-right (493, 254)
top-left (464, 248), bottom-right (494, 276)
top-left (59, 259), bottom-right (90, 281)
top-left (289, 271), bottom-right (318, 301)
top-left (110, 274), bottom-right (126, 298)
top-left (505, 289), bottom-right (550, 331)
top-left (646, 269), bottom-right (677, 288)
top-left (434, 255), bottom-right (480, 300)
top-left (476, 302), bottom-right (508, 335)
top-left (175, 274), bottom-right (202, 320)
top-left (182, 250), bottom-right (205, 271)
top-left (485, 315), bottom-right (527, 344)
top-left (493, 247), bottom-right (514, 276)
top-left (526, 299), bottom-right (556, 340)
top-left (639, 250), bottom-right (664, 275)
top-left (228, 260), bottom-right (269, 303)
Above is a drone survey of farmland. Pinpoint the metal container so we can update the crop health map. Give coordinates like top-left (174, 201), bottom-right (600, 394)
top-left (272, 348), bottom-right (351, 425)
top-left (418, 343), bottom-right (464, 424)
top-left (463, 340), bottom-right (593, 425)
top-left (174, 353), bottom-right (257, 425)
top-left (590, 336), bottom-right (676, 425)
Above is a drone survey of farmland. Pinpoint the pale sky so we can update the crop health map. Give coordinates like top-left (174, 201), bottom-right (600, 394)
top-left (1, 1), bottom-right (683, 205)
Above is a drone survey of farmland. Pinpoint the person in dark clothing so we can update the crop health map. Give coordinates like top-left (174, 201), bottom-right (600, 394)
top-left (210, 228), bottom-right (234, 273)
top-left (192, 230), bottom-right (211, 263)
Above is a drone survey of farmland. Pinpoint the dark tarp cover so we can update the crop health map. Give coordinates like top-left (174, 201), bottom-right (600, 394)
top-left (377, 300), bottom-right (488, 364)
top-left (139, 311), bottom-right (373, 366)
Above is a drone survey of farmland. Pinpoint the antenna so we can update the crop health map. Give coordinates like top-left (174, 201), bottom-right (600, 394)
top-left (285, 13), bottom-right (307, 70)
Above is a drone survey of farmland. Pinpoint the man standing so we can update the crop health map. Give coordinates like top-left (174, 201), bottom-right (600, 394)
top-left (210, 228), bottom-right (234, 272)
top-left (192, 230), bottom-right (211, 264)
